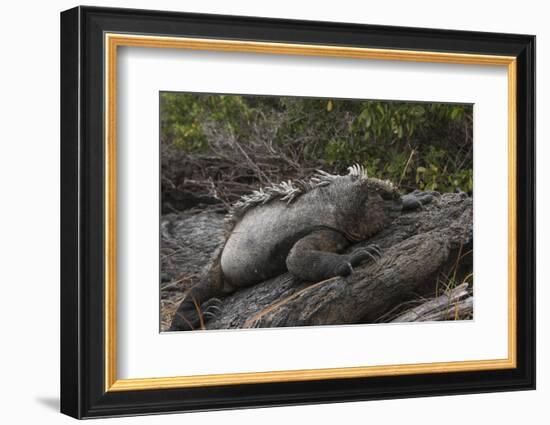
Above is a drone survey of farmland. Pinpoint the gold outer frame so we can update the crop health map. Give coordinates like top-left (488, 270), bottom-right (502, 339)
top-left (104, 33), bottom-right (517, 392)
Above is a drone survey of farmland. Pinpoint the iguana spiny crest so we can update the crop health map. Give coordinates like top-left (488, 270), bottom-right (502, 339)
top-left (227, 164), bottom-right (397, 224)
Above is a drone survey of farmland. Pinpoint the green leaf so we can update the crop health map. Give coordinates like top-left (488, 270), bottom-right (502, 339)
top-left (451, 107), bottom-right (462, 120)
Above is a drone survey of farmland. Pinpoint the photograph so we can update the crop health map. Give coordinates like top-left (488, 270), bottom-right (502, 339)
top-left (160, 93), bottom-right (474, 332)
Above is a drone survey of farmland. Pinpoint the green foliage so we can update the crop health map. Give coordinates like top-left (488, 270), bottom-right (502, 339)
top-left (160, 92), bottom-right (473, 194)
top-left (415, 147), bottom-right (473, 193)
top-left (160, 93), bottom-right (254, 153)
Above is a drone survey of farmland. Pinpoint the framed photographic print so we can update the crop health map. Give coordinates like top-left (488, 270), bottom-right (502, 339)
top-left (60, 6), bottom-right (535, 419)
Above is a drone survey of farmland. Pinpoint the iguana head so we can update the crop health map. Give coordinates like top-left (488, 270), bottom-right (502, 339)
top-left (323, 165), bottom-right (402, 242)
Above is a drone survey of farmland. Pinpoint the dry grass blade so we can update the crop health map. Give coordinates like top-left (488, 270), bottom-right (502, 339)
top-left (390, 282), bottom-right (472, 323)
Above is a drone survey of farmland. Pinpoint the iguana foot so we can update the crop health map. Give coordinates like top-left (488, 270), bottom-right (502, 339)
top-left (334, 245), bottom-right (382, 277)
top-left (402, 190), bottom-right (440, 211)
top-left (348, 244), bottom-right (382, 266)
top-left (169, 297), bottom-right (202, 331)
top-left (201, 297), bottom-right (223, 321)
top-left (170, 297), bottom-right (224, 331)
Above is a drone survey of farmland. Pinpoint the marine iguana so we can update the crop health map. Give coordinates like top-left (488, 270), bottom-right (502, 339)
top-left (169, 165), bottom-right (436, 331)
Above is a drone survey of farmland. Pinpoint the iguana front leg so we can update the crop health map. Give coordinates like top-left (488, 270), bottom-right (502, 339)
top-left (286, 229), bottom-right (381, 282)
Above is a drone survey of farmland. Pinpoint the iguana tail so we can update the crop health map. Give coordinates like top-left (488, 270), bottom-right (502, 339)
top-left (169, 246), bottom-right (226, 331)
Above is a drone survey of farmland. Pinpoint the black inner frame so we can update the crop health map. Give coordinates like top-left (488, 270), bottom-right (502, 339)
top-left (60, 6), bottom-right (535, 419)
